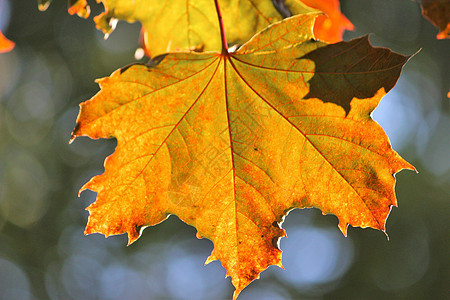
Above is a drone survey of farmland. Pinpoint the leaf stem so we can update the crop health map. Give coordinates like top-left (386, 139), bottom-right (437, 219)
top-left (214, 0), bottom-right (229, 54)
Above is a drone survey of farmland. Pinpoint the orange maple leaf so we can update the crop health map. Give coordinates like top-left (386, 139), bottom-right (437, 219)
top-left (300, 0), bottom-right (354, 42)
top-left (0, 30), bottom-right (14, 53)
top-left (72, 12), bottom-right (413, 299)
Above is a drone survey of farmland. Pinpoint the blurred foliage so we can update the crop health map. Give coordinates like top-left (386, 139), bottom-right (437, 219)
top-left (0, 0), bottom-right (448, 299)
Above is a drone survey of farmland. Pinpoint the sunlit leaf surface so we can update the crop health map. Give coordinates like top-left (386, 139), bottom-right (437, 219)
top-left (72, 14), bottom-right (413, 298)
top-left (70, 0), bottom-right (313, 57)
top-left (298, 0), bottom-right (354, 42)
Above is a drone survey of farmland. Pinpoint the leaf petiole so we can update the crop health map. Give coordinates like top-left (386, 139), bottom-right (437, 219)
top-left (214, 0), bottom-right (229, 54)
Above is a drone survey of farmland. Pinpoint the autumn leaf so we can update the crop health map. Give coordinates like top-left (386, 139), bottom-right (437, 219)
top-left (70, 0), bottom-right (314, 57)
top-left (421, 0), bottom-right (450, 39)
top-left (68, 0), bottom-right (91, 18)
top-left (297, 0), bottom-right (354, 42)
top-left (67, 0), bottom-right (352, 58)
top-left (72, 10), bottom-right (414, 298)
top-left (0, 30), bottom-right (14, 53)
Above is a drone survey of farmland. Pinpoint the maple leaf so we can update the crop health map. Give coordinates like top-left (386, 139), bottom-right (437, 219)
top-left (69, 0), bottom-right (314, 57)
top-left (72, 10), bottom-right (414, 298)
top-left (0, 30), bottom-right (14, 53)
top-left (297, 0), bottom-right (354, 42)
top-left (421, 0), bottom-right (450, 39)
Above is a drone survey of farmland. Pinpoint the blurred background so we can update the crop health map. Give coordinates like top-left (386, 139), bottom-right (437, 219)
top-left (0, 0), bottom-right (448, 299)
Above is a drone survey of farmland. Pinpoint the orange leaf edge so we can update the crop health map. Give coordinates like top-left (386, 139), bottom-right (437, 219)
top-left (68, 0), bottom-right (91, 19)
top-left (0, 30), bottom-right (15, 53)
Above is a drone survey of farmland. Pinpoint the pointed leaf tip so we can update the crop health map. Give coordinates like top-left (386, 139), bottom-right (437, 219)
top-left (339, 221), bottom-right (348, 237)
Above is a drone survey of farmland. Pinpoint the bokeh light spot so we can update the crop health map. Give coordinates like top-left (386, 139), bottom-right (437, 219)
top-left (0, 258), bottom-right (32, 300)
top-left (279, 225), bottom-right (354, 295)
